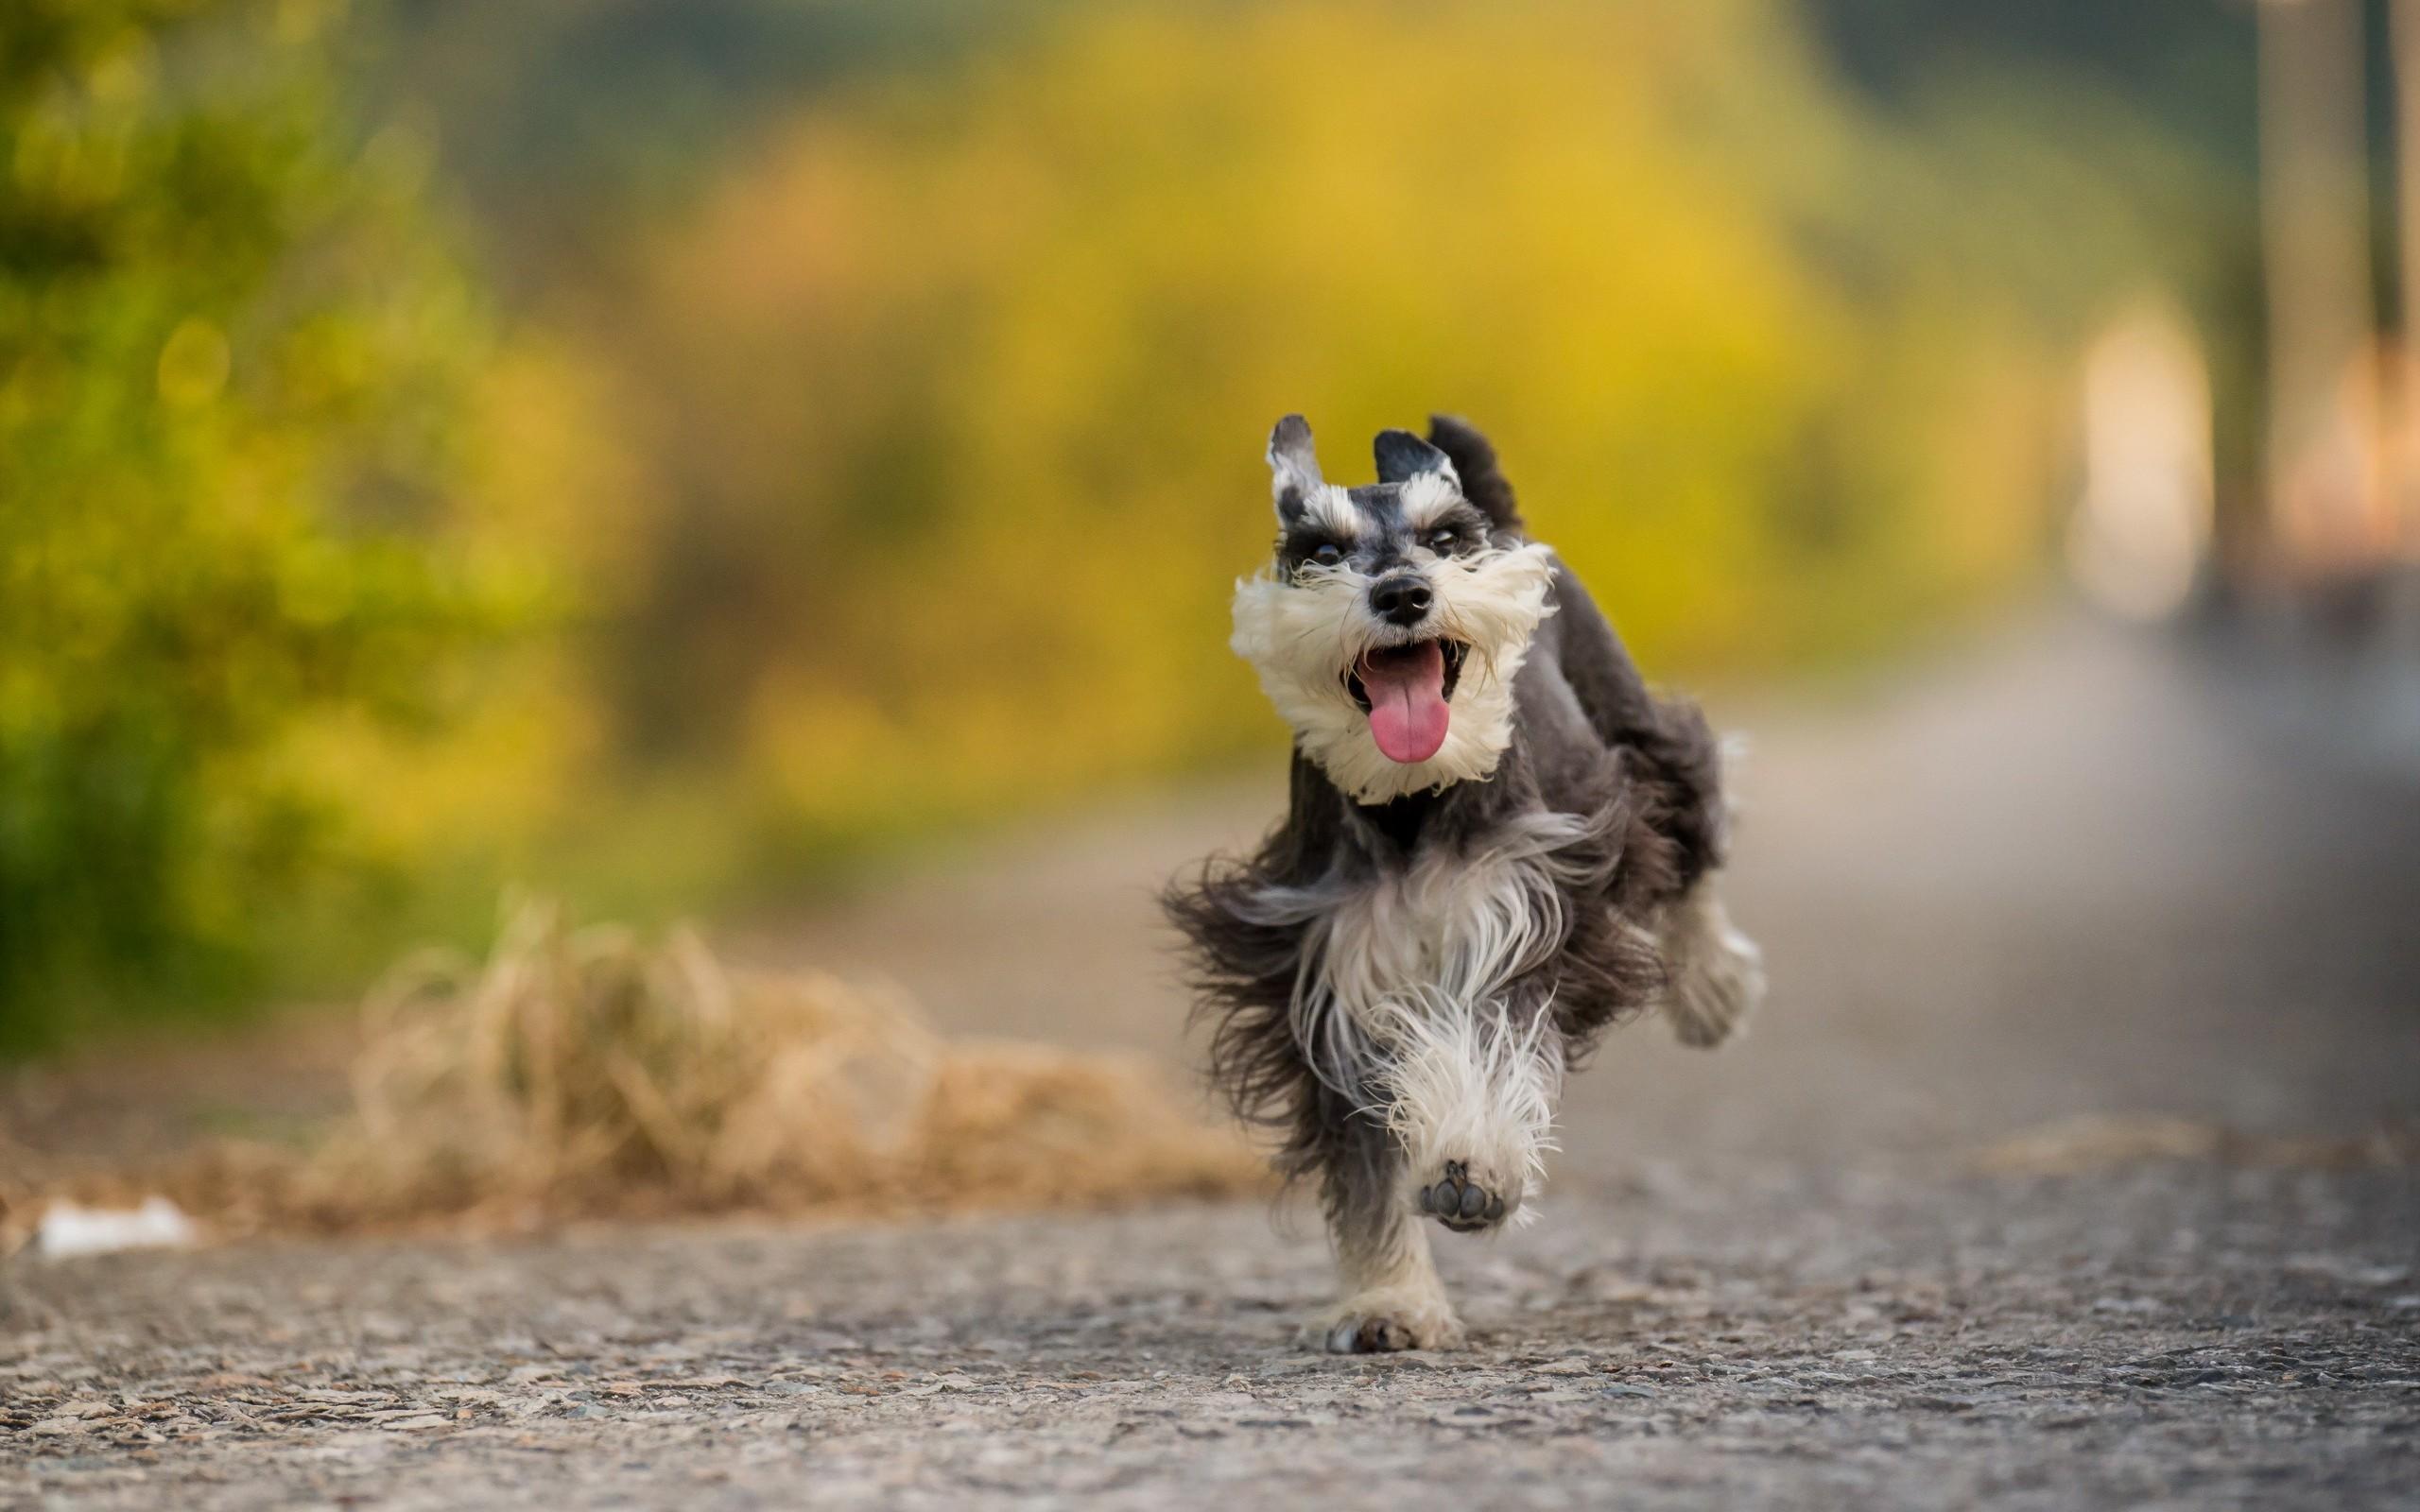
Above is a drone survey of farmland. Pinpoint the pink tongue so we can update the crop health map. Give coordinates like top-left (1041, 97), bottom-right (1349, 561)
top-left (1360, 643), bottom-right (1451, 764)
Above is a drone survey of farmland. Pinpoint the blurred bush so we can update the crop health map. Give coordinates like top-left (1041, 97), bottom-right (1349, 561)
top-left (0, 0), bottom-right (541, 1047)
top-left (597, 0), bottom-right (2204, 840)
top-left (0, 0), bottom-right (2242, 1048)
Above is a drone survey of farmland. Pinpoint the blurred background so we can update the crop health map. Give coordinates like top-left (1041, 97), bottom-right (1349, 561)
top-left (4, 0), bottom-right (2417, 1206)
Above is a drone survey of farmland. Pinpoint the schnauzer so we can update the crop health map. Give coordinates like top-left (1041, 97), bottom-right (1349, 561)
top-left (1166, 414), bottom-right (1762, 1352)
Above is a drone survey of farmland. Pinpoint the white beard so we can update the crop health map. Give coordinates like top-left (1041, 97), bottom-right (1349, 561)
top-left (1228, 541), bottom-right (1559, 803)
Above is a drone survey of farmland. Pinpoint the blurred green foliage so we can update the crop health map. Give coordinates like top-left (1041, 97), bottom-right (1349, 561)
top-left (0, 0), bottom-right (534, 1047)
top-left (0, 0), bottom-right (2254, 1051)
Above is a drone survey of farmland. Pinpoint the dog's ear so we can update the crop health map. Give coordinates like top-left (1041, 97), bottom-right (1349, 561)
top-left (1267, 414), bottom-right (1324, 521)
top-left (1374, 429), bottom-right (1459, 489)
top-left (1426, 414), bottom-right (1523, 533)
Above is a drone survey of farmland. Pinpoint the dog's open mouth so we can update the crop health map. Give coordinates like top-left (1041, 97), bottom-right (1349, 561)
top-left (1344, 640), bottom-right (1468, 765)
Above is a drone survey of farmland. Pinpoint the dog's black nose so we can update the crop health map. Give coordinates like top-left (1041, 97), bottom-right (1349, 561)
top-left (1369, 576), bottom-right (1432, 626)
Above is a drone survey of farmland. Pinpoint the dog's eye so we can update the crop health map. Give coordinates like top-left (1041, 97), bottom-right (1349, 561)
top-left (1426, 528), bottom-right (1460, 553)
top-left (1310, 543), bottom-right (1342, 566)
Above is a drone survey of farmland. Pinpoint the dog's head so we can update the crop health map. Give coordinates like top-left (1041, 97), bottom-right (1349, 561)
top-left (1231, 415), bottom-right (1557, 803)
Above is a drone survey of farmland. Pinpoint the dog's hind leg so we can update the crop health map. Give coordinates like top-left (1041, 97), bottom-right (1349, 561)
top-left (1549, 561), bottom-right (1731, 889)
top-left (1548, 561), bottom-right (1761, 1042)
top-left (1305, 1117), bottom-right (1465, 1353)
top-left (1654, 881), bottom-right (1764, 1048)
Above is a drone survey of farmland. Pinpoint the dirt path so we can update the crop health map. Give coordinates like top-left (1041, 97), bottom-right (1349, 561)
top-left (7, 615), bottom-right (2419, 1508)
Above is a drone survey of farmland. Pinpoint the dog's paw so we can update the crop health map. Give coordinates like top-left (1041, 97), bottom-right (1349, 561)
top-left (1307, 1291), bottom-right (1466, 1353)
top-left (1661, 887), bottom-right (1764, 1050)
top-left (1415, 1159), bottom-right (1515, 1233)
top-left (1666, 928), bottom-right (1762, 1049)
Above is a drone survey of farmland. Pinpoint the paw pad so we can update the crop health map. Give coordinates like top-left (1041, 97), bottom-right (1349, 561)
top-left (1417, 1160), bottom-right (1506, 1231)
top-left (1309, 1299), bottom-right (1466, 1352)
top-left (1326, 1315), bottom-right (1413, 1353)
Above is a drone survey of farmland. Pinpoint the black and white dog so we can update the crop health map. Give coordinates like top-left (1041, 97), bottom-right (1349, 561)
top-left (1167, 415), bottom-right (1762, 1353)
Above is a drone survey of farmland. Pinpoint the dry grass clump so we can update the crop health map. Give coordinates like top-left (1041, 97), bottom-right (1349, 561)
top-left (286, 899), bottom-right (1267, 1227)
top-left (7, 900), bottom-right (1267, 1242)
top-left (1971, 1112), bottom-right (2419, 1177)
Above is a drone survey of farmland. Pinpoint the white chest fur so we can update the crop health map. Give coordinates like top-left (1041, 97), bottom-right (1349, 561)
top-left (1288, 814), bottom-right (1596, 1223)
top-left (1292, 809), bottom-right (1595, 1094)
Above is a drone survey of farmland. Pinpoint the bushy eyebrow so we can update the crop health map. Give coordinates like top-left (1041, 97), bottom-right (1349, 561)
top-left (1284, 482), bottom-right (1363, 541)
top-left (1399, 472), bottom-right (1466, 530)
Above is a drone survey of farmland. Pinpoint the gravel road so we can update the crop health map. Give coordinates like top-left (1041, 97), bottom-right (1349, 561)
top-left (7, 616), bottom-right (2418, 1508)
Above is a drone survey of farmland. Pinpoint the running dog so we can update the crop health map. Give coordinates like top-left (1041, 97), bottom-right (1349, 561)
top-left (1166, 414), bottom-right (1762, 1352)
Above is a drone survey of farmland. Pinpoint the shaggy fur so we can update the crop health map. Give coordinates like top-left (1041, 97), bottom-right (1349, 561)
top-left (1166, 415), bottom-right (1761, 1353)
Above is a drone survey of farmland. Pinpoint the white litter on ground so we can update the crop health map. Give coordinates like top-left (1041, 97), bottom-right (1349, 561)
top-left (34, 1196), bottom-right (199, 1259)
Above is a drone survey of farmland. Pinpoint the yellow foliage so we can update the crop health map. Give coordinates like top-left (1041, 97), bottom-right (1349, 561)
top-left (597, 0), bottom-right (2063, 840)
top-left (4, 0), bottom-right (2193, 1041)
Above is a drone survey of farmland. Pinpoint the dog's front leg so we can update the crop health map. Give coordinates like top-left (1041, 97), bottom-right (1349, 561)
top-left (1306, 1120), bottom-right (1466, 1353)
top-left (1375, 998), bottom-right (1558, 1234)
